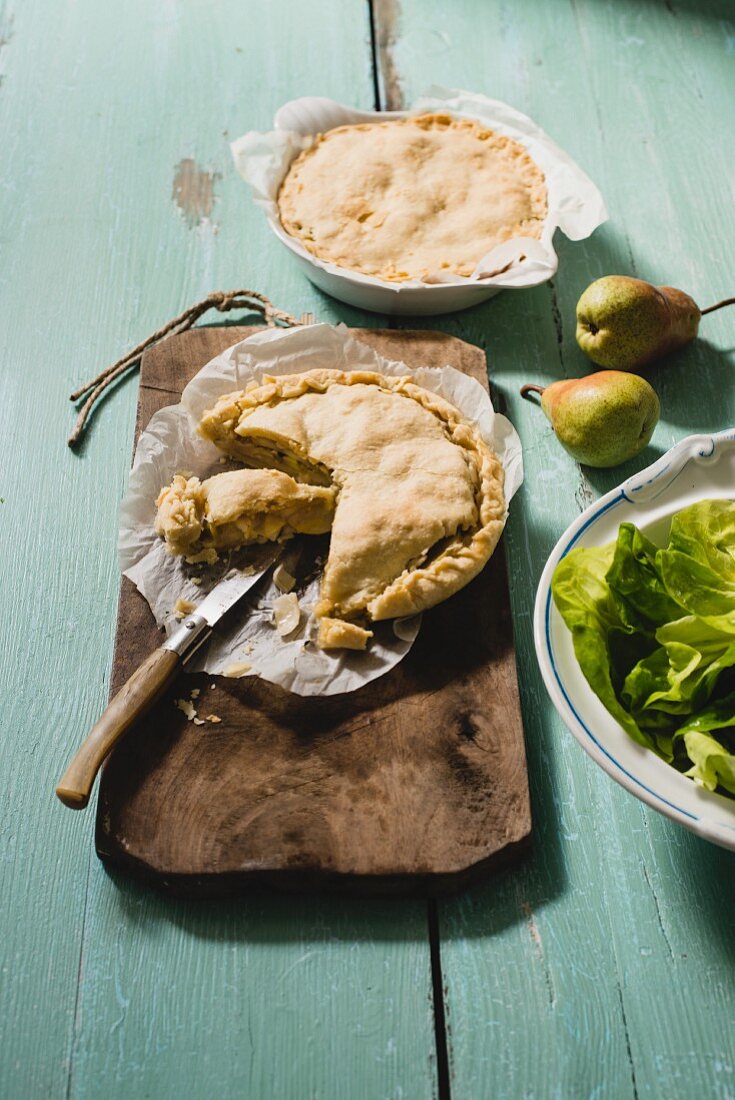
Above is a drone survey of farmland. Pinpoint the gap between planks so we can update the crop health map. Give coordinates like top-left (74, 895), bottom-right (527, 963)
top-left (365, 9), bottom-right (455, 1097)
top-left (428, 900), bottom-right (452, 1100)
top-left (368, 0), bottom-right (403, 112)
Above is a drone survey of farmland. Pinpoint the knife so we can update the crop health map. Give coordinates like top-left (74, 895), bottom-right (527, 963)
top-left (56, 546), bottom-right (282, 810)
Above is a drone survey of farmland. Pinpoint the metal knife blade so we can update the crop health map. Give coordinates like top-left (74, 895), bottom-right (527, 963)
top-left (195, 544), bottom-right (284, 626)
top-left (163, 544), bottom-right (283, 660)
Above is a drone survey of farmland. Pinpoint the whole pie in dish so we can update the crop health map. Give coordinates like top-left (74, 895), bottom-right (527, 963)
top-left (191, 368), bottom-right (505, 648)
top-left (277, 113), bottom-right (547, 282)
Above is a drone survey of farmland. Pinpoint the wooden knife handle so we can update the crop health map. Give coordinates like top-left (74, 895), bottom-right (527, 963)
top-left (56, 647), bottom-right (180, 810)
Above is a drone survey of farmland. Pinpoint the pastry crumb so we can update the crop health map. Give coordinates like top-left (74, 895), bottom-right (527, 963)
top-left (205, 714), bottom-right (222, 724)
top-left (174, 697), bottom-right (197, 720)
top-left (174, 687), bottom-right (205, 722)
top-left (185, 548), bottom-right (219, 566)
top-left (317, 617), bottom-right (373, 650)
top-left (173, 597), bottom-right (198, 620)
top-left (223, 661), bottom-right (252, 678)
top-left (190, 576), bottom-right (203, 586)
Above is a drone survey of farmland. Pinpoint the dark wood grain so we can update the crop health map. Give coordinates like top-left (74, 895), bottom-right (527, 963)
top-left (96, 326), bottom-right (531, 895)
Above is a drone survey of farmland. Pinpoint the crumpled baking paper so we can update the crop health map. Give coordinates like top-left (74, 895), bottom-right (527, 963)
top-left (119, 324), bottom-right (523, 696)
top-left (231, 86), bottom-right (607, 292)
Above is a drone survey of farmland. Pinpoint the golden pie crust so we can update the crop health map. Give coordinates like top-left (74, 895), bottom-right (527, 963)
top-left (155, 469), bottom-right (335, 557)
top-left (198, 369), bottom-right (505, 642)
top-left (277, 113), bottom-right (547, 282)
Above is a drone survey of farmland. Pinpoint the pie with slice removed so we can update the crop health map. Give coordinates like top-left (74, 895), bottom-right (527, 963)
top-left (193, 368), bottom-right (505, 648)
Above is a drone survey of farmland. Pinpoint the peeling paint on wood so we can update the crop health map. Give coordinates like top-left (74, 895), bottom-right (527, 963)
top-left (171, 158), bottom-right (219, 228)
top-left (372, 0), bottom-right (403, 109)
top-left (2, 0), bottom-right (735, 1098)
top-left (0, 3), bottom-right (436, 1099)
top-left (378, 2), bottom-right (735, 1098)
top-left (0, 3), bottom-right (14, 87)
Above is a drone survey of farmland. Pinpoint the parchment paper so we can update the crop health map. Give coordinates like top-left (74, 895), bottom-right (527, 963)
top-left (119, 324), bottom-right (523, 696)
top-left (232, 86), bottom-right (607, 292)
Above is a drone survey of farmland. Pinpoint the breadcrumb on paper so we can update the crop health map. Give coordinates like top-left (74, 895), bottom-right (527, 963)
top-left (185, 548), bottom-right (218, 566)
top-left (223, 662), bottom-right (252, 678)
top-left (173, 597), bottom-right (198, 620)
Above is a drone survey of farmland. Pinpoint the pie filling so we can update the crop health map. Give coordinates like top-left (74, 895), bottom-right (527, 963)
top-left (210, 432), bottom-right (333, 488)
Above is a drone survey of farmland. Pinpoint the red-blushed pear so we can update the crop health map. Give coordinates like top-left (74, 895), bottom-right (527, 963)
top-left (521, 370), bottom-right (660, 468)
top-left (576, 276), bottom-right (734, 370)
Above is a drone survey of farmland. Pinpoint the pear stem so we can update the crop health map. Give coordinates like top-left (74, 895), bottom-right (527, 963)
top-left (520, 383), bottom-right (545, 401)
top-left (701, 296), bottom-right (735, 316)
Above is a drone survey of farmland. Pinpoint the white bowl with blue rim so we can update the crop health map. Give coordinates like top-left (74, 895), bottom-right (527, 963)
top-left (534, 430), bottom-right (735, 850)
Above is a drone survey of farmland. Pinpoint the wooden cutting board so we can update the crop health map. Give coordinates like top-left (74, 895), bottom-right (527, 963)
top-left (96, 326), bottom-right (531, 895)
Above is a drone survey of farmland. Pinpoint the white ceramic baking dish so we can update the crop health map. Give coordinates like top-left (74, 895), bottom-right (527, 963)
top-left (232, 88), bottom-right (607, 316)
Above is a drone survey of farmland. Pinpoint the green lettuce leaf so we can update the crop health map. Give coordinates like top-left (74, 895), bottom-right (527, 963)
top-left (681, 731), bottom-right (735, 794)
top-left (658, 500), bottom-right (735, 631)
top-left (666, 499), bottom-right (735, 577)
top-left (621, 617), bottom-right (735, 717)
top-left (606, 522), bottom-right (684, 633)
top-left (551, 545), bottom-right (657, 752)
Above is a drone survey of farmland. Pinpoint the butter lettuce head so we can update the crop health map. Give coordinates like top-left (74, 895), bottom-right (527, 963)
top-left (551, 499), bottom-right (735, 796)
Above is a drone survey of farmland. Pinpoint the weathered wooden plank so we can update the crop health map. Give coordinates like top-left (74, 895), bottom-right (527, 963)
top-left (0, 1), bottom-right (438, 1098)
top-left (68, 881), bottom-right (434, 1100)
top-left (549, 5), bottom-right (735, 1099)
top-left (375, 0), bottom-right (735, 1097)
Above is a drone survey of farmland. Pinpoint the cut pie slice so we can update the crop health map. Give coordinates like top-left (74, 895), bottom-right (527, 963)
top-left (198, 368), bottom-right (505, 644)
top-left (155, 468), bottom-right (336, 560)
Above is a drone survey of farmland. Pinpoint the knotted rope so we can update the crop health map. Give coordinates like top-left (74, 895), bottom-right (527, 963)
top-left (68, 290), bottom-right (309, 447)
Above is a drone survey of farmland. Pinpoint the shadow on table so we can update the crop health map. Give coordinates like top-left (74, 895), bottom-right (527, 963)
top-left (644, 340), bottom-right (735, 432)
top-left (584, 0), bottom-right (734, 18)
top-left (581, 442), bottom-right (668, 498)
top-left (426, 508), bottom-right (572, 938)
top-left (674, 828), bottom-right (735, 965)
top-left (103, 864), bottom-right (437, 944)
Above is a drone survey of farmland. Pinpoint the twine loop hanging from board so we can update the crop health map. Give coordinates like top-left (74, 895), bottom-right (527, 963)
top-left (68, 290), bottom-right (311, 447)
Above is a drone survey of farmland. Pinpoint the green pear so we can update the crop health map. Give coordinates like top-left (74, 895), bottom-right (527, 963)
top-left (521, 370), bottom-right (660, 468)
top-left (576, 276), bottom-right (700, 370)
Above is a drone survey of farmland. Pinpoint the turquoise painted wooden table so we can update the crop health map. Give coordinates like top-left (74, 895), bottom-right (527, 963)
top-left (2, 2), bottom-right (734, 1097)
